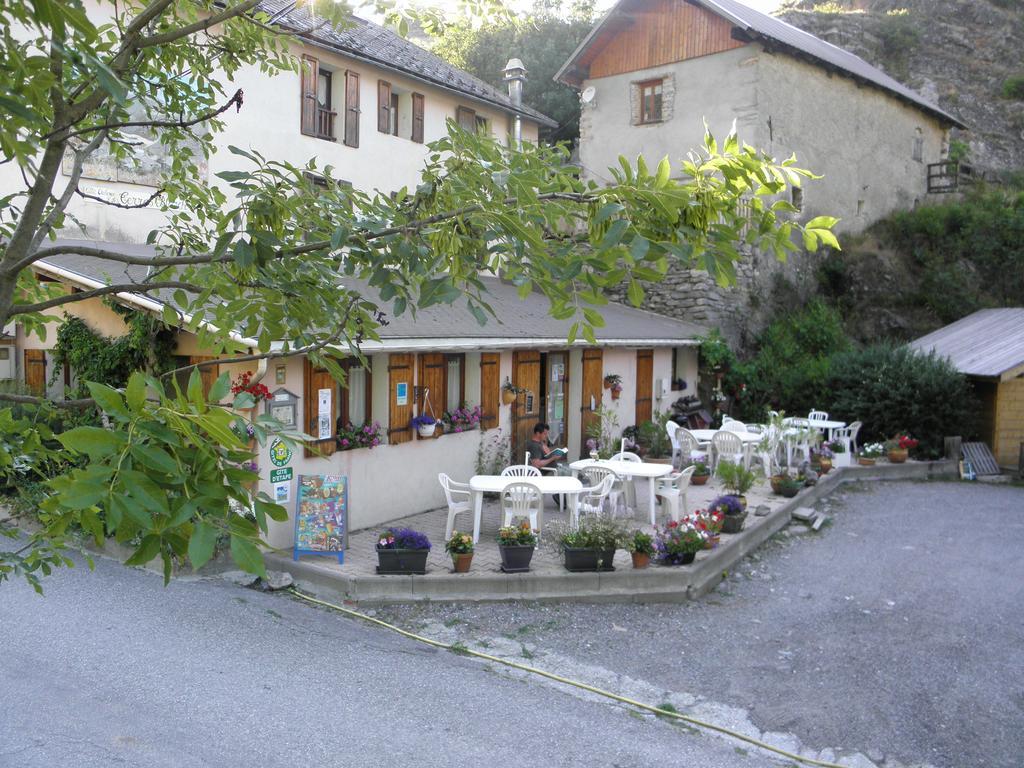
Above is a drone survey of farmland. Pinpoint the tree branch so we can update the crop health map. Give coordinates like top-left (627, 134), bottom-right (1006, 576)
top-left (9, 281), bottom-right (199, 316)
top-left (0, 392), bottom-right (95, 409)
top-left (137, 0), bottom-right (262, 48)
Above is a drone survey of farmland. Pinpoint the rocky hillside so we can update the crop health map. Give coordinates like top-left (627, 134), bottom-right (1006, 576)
top-left (777, 0), bottom-right (1024, 175)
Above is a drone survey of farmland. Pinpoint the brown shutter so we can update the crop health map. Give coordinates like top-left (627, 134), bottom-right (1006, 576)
top-left (511, 350), bottom-right (542, 461)
top-left (300, 55), bottom-right (318, 137)
top-left (456, 105), bottom-right (476, 132)
top-left (344, 70), bottom-right (360, 148)
top-left (580, 348), bottom-right (603, 455)
top-left (304, 358), bottom-right (338, 458)
top-left (23, 349), bottom-right (46, 395)
top-left (388, 353), bottom-right (413, 444)
top-left (377, 80), bottom-right (392, 134)
top-left (411, 93), bottom-right (424, 143)
top-left (479, 352), bottom-right (499, 428)
top-left (635, 349), bottom-right (654, 426)
top-left (417, 352), bottom-right (446, 440)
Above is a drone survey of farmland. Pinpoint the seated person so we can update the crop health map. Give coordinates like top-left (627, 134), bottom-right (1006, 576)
top-left (527, 422), bottom-right (569, 475)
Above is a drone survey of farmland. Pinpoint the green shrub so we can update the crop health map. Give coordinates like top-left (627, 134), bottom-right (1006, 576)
top-left (1001, 74), bottom-right (1024, 100)
top-left (729, 300), bottom-right (849, 420)
top-left (826, 343), bottom-right (976, 458)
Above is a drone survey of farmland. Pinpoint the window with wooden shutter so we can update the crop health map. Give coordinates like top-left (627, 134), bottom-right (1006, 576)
top-left (479, 352), bottom-right (499, 428)
top-left (418, 352), bottom-right (446, 440)
top-left (411, 93), bottom-right (424, 143)
top-left (635, 349), bottom-right (654, 426)
top-left (377, 80), bottom-right (392, 134)
top-left (304, 358), bottom-right (338, 458)
top-left (344, 70), bottom-right (360, 148)
top-left (388, 353), bottom-right (413, 444)
top-left (300, 55), bottom-right (319, 137)
top-left (456, 105), bottom-right (476, 132)
top-left (338, 358), bottom-right (372, 427)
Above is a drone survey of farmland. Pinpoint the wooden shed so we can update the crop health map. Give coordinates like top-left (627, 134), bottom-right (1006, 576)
top-left (911, 309), bottom-right (1024, 469)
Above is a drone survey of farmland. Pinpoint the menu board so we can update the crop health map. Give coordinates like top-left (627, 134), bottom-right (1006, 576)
top-left (293, 474), bottom-right (347, 565)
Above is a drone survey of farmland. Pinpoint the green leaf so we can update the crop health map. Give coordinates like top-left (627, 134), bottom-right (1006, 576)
top-left (232, 391), bottom-right (255, 410)
top-left (187, 368), bottom-right (204, 407)
top-left (125, 372), bottom-right (146, 413)
top-left (629, 236), bottom-right (649, 261)
top-left (627, 279), bottom-right (645, 307)
top-left (124, 534), bottom-right (161, 567)
top-left (57, 426), bottom-right (125, 458)
top-left (655, 156), bottom-right (671, 188)
top-left (121, 470), bottom-right (170, 514)
top-left (0, 96), bottom-right (37, 122)
top-left (130, 444), bottom-right (178, 475)
top-left (207, 372), bottom-right (231, 404)
top-left (255, 498), bottom-right (288, 523)
top-left (805, 215), bottom-right (839, 230)
top-left (85, 381), bottom-right (129, 418)
top-left (230, 536), bottom-right (266, 577)
top-left (188, 522), bottom-right (218, 570)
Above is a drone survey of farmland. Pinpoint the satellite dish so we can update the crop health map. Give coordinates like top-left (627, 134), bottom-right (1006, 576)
top-left (581, 86), bottom-right (596, 105)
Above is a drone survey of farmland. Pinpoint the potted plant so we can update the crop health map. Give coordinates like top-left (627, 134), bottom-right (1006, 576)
top-left (710, 494), bottom-right (747, 534)
top-left (376, 527), bottom-right (431, 574)
top-left (442, 405), bottom-right (483, 434)
top-left (885, 434), bottom-right (918, 463)
top-left (336, 421), bottom-right (383, 451)
top-left (551, 515), bottom-right (625, 572)
top-left (771, 472), bottom-right (803, 498)
top-left (715, 459), bottom-right (757, 510)
top-left (693, 508), bottom-right (724, 548)
top-left (501, 378), bottom-right (525, 405)
top-left (828, 438), bottom-right (850, 468)
top-left (497, 521), bottom-right (537, 573)
top-left (811, 443), bottom-right (833, 474)
top-left (603, 374), bottom-right (623, 400)
top-left (626, 530), bottom-right (656, 569)
top-left (444, 530), bottom-right (475, 573)
top-left (689, 458), bottom-right (711, 485)
top-left (655, 519), bottom-right (706, 565)
top-left (411, 413), bottom-right (438, 437)
top-left (858, 442), bottom-right (884, 465)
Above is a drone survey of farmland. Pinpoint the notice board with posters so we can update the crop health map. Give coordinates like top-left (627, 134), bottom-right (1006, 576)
top-left (293, 474), bottom-right (348, 564)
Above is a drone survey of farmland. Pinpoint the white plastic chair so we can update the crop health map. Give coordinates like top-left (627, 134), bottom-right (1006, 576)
top-left (723, 420), bottom-right (749, 434)
top-left (721, 415), bottom-right (735, 424)
top-left (501, 465), bottom-right (541, 478)
top-left (576, 474), bottom-right (616, 525)
top-left (666, 421), bottom-right (682, 464)
top-left (438, 473), bottom-right (472, 541)
top-left (808, 410), bottom-right (829, 422)
top-left (711, 430), bottom-right (746, 471)
top-left (745, 423), bottom-right (764, 434)
top-left (610, 451), bottom-right (641, 509)
top-left (847, 421), bottom-right (862, 454)
top-left (501, 481), bottom-right (543, 538)
top-left (610, 451), bottom-right (642, 462)
top-left (677, 427), bottom-right (709, 459)
top-left (578, 465), bottom-right (624, 516)
top-left (655, 466), bottom-right (696, 523)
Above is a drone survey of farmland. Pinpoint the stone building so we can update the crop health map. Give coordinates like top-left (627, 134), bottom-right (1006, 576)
top-left (555, 0), bottom-right (966, 344)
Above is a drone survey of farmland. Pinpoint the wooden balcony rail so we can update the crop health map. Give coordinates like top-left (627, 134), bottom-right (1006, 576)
top-left (317, 107), bottom-right (337, 141)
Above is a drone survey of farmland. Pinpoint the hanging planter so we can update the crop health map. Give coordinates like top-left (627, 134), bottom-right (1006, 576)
top-left (603, 374), bottom-right (623, 400)
top-left (411, 387), bottom-right (439, 438)
top-left (501, 378), bottom-right (525, 405)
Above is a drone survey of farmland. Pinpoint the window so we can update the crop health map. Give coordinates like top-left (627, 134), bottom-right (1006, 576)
top-left (339, 360), bottom-right (372, 428)
top-left (411, 93), bottom-right (424, 143)
top-left (446, 355), bottom-right (464, 412)
top-left (474, 114), bottom-right (490, 135)
top-left (639, 79), bottom-right (663, 124)
top-left (344, 70), bottom-right (360, 148)
top-left (912, 128), bottom-right (924, 163)
top-left (456, 105), bottom-right (477, 132)
top-left (300, 55), bottom-right (337, 140)
top-left (377, 80), bottom-right (392, 134)
top-left (390, 93), bottom-right (399, 136)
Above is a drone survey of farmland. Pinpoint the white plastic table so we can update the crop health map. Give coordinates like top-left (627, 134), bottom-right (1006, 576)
top-left (784, 417), bottom-right (847, 441)
top-left (689, 429), bottom-right (762, 467)
top-left (569, 459), bottom-right (673, 525)
top-left (468, 474), bottom-right (583, 544)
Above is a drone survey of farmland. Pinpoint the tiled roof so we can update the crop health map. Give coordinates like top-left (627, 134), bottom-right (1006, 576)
top-left (909, 309), bottom-right (1024, 379)
top-left (258, 1), bottom-right (558, 129)
top-left (556, 0), bottom-right (964, 129)
top-left (32, 241), bottom-right (706, 347)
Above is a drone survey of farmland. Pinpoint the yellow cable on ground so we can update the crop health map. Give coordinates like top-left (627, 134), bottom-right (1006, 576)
top-left (286, 587), bottom-right (849, 768)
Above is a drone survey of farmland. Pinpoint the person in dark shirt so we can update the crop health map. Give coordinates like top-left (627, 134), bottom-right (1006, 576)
top-left (526, 422), bottom-right (567, 473)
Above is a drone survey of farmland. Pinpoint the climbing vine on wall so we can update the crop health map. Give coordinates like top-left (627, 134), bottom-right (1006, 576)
top-left (50, 304), bottom-right (178, 397)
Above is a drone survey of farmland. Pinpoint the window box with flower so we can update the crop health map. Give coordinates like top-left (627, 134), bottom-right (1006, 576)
top-left (497, 521), bottom-right (537, 573)
top-left (376, 527), bottom-right (431, 574)
top-left (336, 421), bottom-right (383, 451)
top-left (858, 442), bottom-right (885, 465)
top-left (442, 405), bottom-right (483, 434)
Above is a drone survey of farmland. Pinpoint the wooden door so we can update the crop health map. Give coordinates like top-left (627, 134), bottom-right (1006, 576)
top-left (24, 349), bottom-right (46, 395)
top-left (479, 352), bottom-right (499, 429)
top-left (511, 350), bottom-right (541, 462)
top-left (304, 358), bottom-right (338, 458)
top-left (417, 352), bottom-right (446, 440)
top-left (635, 349), bottom-right (654, 425)
top-left (387, 353), bottom-right (413, 445)
top-left (580, 348), bottom-right (603, 454)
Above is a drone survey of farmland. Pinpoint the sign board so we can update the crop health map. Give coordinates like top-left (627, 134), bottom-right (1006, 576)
top-left (396, 382), bottom-right (408, 406)
top-left (269, 467), bottom-right (293, 484)
top-left (293, 474), bottom-right (348, 564)
top-left (274, 482), bottom-right (290, 503)
top-left (269, 438), bottom-right (293, 467)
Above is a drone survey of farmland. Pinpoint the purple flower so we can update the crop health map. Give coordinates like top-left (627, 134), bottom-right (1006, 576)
top-left (709, 494), bottom-right (744, 516)
top-left (341, 438), bottom-right (350, 447)
top-left (377, 527), bottom-right (431, 550)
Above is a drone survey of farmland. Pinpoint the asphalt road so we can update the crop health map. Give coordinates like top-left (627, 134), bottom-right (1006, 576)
top-left (378, 480), bottom-right (1024, 768)
top-left (2, 537), bottom-right (769, 767)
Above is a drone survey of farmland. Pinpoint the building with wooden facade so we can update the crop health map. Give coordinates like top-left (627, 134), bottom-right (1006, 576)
top-left (556, 0), bottom-right (966, 233)
top-left (911, 309), bottom-right (1024, 471)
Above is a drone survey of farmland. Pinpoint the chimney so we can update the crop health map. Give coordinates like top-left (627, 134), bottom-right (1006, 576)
top-left (502, 58), bottom-right (527, 147)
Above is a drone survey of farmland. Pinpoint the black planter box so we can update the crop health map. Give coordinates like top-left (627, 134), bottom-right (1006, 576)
top-left (499, 545), bottom-right (535, 573)
top-left (721, 511), bottom-right (748, 534)
top-left (563, 546), bottom-right (616, 572)
top-left (376, 547), bottom-right (429, 575)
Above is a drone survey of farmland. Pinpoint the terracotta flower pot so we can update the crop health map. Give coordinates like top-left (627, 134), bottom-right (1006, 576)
top-left (887, 448), bottom-right (908, 464)
top-left (703, 534), bottom-right (721, 549)
top-left (818, 458), bottom-right (832, 474)
top-left (631, 551), bottom-right (651, 569)
top-left (691, 474), bottom-right (709, 486)
top-left (452, 552), bottom-right (474, 573)
top-left (858, 456), bottom-right (877, 466)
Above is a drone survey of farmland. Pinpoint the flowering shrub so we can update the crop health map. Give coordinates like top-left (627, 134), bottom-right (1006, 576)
top-left (885, 434), bottom-right (919, 451)
top-left (337, 421), bottom-right (382, 450)
top-left (443, 405), bottom-right (482, 433)
top-left (230, 371), bottom-right (271, 403)
top-left (655, 519), bottom-right (706, 562)
top-left (860, 442), bottom-right (885, 458)
top-left (709, 494), bottom-right (744, 516)
top-left (497, 521), bottom-right (537, 547)
top-left (692, 508), bottom-right (724, 535)
top-left (444, 531), bottom-right (474, 555)
top-left (377, 527), bottom-right (431, 550)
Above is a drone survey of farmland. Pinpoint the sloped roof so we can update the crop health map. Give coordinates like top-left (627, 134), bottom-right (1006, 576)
top-left (31, 241), bottom-right (705, 348)
top-left (909, 309), bottom-right (1024, 378)
top-left (556, 0), bottom-right (964, 129)
top-left (258, 1), bottom-right (558, 129)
